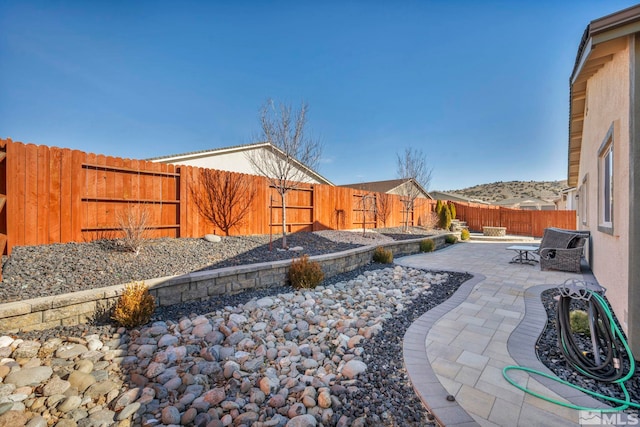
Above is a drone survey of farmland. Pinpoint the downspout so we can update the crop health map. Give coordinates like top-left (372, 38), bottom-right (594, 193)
top-left (628, 33), bottom-right (640, 360)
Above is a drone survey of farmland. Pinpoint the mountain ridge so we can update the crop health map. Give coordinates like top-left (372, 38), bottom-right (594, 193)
top-left (436, 180), bottom-right (567, 204)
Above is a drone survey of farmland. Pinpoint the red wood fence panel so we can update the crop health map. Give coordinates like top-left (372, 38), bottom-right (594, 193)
top-left (0, 139), bottom-right (6, 281)
top-left (0, 138), bottom-right (578, 266)
top-left (451, 202), bottom-right (576, 237)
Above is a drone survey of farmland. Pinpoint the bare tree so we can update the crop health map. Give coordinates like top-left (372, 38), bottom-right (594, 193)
top-left (396, 147), bottom-right (433, 232)
top-left (376, 193), bottom-right (392, 228)
top-left (190, 169), bottom-right (257, 236)
top-left (246, 99), bottom-right (322, 248)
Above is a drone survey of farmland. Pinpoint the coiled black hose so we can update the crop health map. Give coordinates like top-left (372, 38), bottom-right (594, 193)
top-left (556, 292), bottom-right (625, 382)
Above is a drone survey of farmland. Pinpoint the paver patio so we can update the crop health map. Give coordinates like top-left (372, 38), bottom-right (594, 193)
top-left (398, 240), bottom-right (612, 426)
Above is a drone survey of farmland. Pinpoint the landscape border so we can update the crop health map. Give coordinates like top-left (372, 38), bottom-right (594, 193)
top-left (0, 233), bottom-right (454, 332)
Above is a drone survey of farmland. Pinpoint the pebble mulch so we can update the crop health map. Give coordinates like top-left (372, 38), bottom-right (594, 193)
top-left (0, 228), bottom-right (432, 304)
top-left (0, 263), bottom-right (471, 427)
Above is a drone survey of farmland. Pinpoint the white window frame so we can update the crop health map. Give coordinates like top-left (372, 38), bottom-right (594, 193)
top-left (579, 174), bottom-right (588, 226)
top-left (598, 125), bottom-right (614, 234)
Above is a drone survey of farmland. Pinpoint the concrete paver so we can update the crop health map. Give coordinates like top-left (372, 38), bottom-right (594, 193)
top-left (400, 240), bottom-right (609, 426)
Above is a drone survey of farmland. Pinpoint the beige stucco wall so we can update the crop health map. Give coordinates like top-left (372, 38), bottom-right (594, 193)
top-left (167, 150), bottom-right (260, 175)
top-left (578, 40), bottom-right (631, 332)
top-left (155, 147), bottom-right (323, 184)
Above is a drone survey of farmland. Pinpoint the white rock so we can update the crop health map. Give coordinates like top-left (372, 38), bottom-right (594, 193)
top-left (342, 360), bottom-right (367, 379)
top-left (257, 297), bottom-right (275, 308)
top-left (204, 234), bottom-right (222, 243)
top-left (0, 337), bottom-right (14, 348)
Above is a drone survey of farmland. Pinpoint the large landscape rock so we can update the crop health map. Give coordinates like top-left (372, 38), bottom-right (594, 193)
top-left (0, 266), bottom-right (450, 426)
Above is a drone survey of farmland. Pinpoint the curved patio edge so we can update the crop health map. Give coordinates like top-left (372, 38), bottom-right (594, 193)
top-left (402, 263), bottom-right (614, 426)
top-left (403, 272), bottom-right (486, 427)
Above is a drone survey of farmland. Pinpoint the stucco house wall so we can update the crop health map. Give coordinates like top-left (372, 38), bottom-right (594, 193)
top-left (577, 43), bottom-right (631, 330)
top-left (568, 4), bottom-right (640, 357)
top-left (161, 149), bottom-right (262, 175)
top-left (150, 143), bottom-right (333, 186)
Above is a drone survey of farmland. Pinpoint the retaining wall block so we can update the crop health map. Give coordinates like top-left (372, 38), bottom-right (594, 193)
top-left (0, 302), bottom-right (31, 318)
top-left (0, 312), bottom-right (43, 332)
top-left (43, 301), bottom-right (97, 322)
top-left (183, 285), bottom-right (209, 302)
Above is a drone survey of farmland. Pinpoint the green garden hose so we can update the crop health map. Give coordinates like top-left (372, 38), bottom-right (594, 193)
top-left (502, 288), bottom-right (639, 412)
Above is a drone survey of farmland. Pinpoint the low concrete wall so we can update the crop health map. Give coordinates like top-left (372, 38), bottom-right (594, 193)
top-left (0, 234), bottom-right (452, 332)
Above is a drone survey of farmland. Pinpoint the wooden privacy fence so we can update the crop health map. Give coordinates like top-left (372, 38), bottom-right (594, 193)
top-left (0, 139), bottom-right (436, 257)
top-left (0, 138), bottom-right (577, 280)
top-left (452, 202), bottom-right (577, 237)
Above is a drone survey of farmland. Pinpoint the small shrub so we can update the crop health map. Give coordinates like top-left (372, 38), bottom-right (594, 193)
top-left (289, 254), bottom-right (324, 289)
top-left (460, 229), bottom-right (470, 240)
top-left (438, 204), bottom-right (452, 230)
top-left (372, 246), bottom-right (393, 264)
top-left (435, 200), bottom-right (444, 215)
top-left (112, 282), bottom-right (155, 328)
top-left (449, 202), bottom-right (457, 219)
top-left (420, 239), bottom-right (435, 252)
top-left (445, 234), bottom-right (458, 244)
top-left (569, 310), bottom-right (590, 335)
top-left (116, 204), bottom-right (149, 256)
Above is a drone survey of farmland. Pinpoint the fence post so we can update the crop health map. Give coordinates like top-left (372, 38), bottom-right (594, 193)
top-left (178, 166), bottom-right (185, 238)
top-left (0, 139), bottom-right (7, 281)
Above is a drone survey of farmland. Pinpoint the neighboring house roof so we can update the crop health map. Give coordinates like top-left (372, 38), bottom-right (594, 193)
top-left (340, 178), bottom-right (433, 199)
top-left (568, 4), bottom-right (640, 187)
top-left (148, 142), bottom-right (333, 186)
top-left (429, 191), bottom-right (490, 204)
top-left (494, 197), bottom-right (557, 210)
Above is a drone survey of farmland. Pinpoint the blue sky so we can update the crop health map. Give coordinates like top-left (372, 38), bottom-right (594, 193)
top-left (1, 1), bottom-right (638, 191)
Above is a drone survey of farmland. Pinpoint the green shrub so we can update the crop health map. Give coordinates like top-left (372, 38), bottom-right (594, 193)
top-left (435, 200), bottom-right (444, 215)
top-left (372, 246), bottom-right (393, 264)
top-left (289, 254), bottom-right (324, 289)
top-left (569, 310), bottom-right (590, 335)
top-left (112, 282), bottom-right (155, 328)
top-left (438, 204), bottom-right (452, 230)
top-left (420, 239), bottom-right (435, 252)
top-left (445, 234), bottom-right (458, 244)
top-left (460, 229), bottom-right (470, 240)
top-left (449, 202), bottom-right (457, 220)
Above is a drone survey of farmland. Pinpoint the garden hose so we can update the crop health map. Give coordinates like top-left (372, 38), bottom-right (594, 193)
top-left (502, 281), bottom-right (639, 412)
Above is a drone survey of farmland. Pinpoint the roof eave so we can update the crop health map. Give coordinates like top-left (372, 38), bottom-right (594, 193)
top-left (568, 5), bottom-right (640, 187)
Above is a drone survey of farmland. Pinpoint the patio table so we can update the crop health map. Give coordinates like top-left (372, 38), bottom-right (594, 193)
top-left (507, 245), bottom-right (539, 265)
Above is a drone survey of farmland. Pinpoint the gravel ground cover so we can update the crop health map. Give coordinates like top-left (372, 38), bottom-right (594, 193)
top-left (0, 246), bottom-right (470, 427)
top-left (0, 227), bottom-right (433, 303)
top-left (9, 228), bottom-right (639, 424)
top-left (537, 288), bottom-right (640, 412)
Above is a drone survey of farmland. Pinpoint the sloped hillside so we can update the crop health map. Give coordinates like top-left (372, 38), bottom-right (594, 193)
top-left (442, 180), bottom-right (567, 203)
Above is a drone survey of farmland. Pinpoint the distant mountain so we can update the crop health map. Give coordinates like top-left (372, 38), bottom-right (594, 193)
top-left (438, 180), bottom-right (568, 204)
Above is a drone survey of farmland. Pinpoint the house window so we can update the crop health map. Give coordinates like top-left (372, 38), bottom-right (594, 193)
top-left (598, 126), bottom-right (614, 233)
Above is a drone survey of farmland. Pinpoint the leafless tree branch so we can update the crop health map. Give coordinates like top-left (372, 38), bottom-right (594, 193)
top-left (190, 169), bottom-right (257, 236)
top-left (246, 99), bottom-right (323, 248)
top-left (396, 147), bottom-right (433, 232)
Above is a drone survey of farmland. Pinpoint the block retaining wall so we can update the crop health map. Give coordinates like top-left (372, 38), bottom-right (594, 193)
top-left (0, 234), bottom-right (453, 332)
